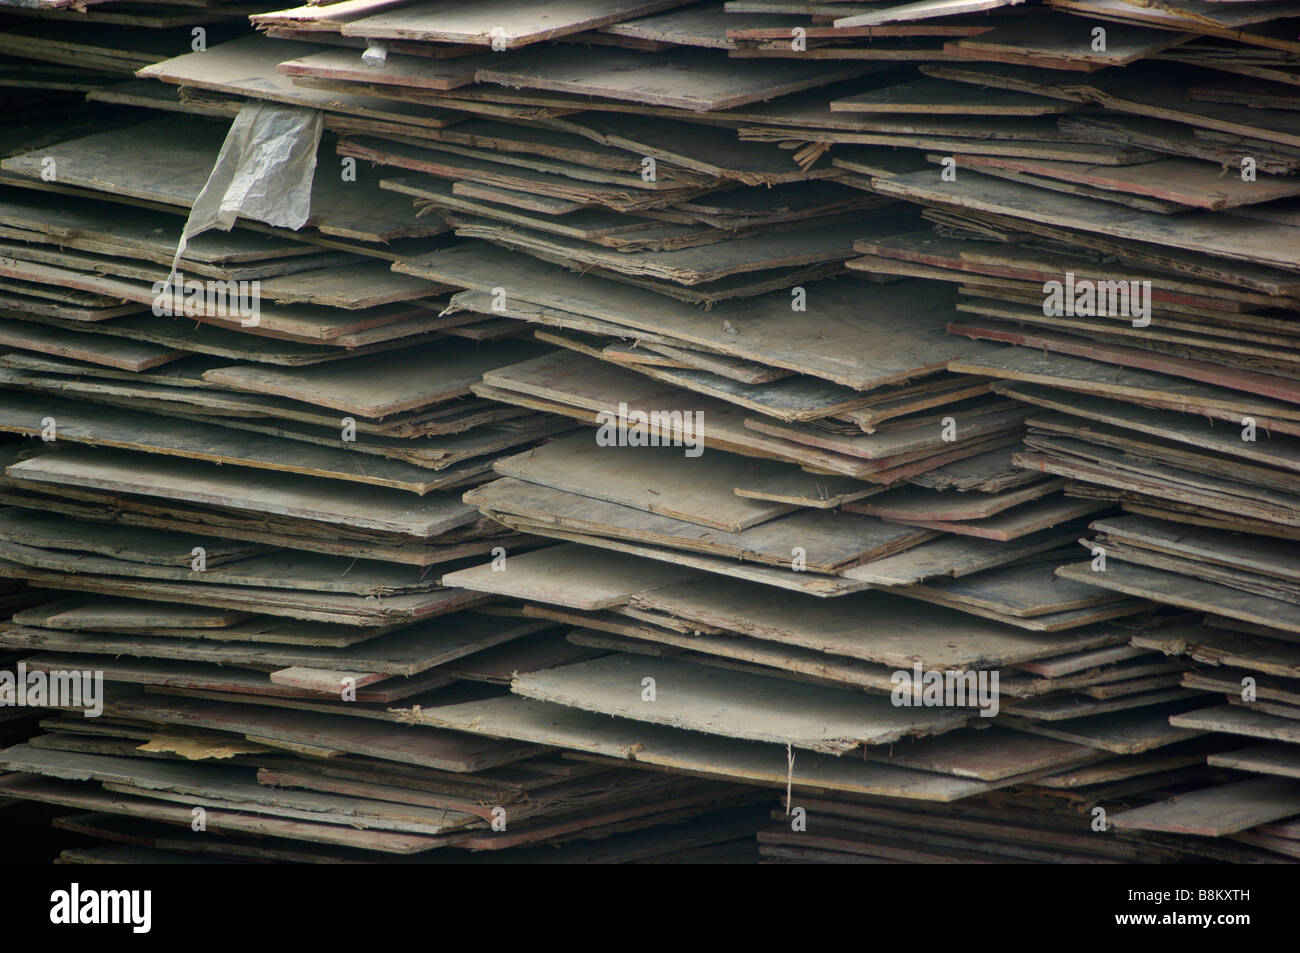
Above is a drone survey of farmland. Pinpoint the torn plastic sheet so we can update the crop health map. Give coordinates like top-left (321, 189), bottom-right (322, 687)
top-left (169, 101), bottom-right (324, 277)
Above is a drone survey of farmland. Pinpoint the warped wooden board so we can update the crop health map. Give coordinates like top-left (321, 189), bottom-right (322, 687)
top-left (1015, 390), bottom-right (1300, 474)
top-left (931, 56), bottom-right (1300, 136)
top-left (951, 345), bottom-right (1300, 425)
top-left (949, 322), bottom-right (1300, 405)
top-left (0, 554), bottom-right (484, 625)
top-left (447, 216), bottom-right (870, 286)
top-left (474, 46), bottom-right (872, 111)
top-left (492, 434), bottom-right (796, 532)
top-left (957, 294), bottom-right (1300, 360)
top-left (1032, 748), bottom-right (1208, 788)
top-left (562, 618), bottom-right (919, 694)
top-left (495, 316), bottom-right (897, 423)
top-left (733, 470), bottom-right (879, 509)
top-left (401, 694), bottom-right (997, 798)
top-left (1002, 698), bottom-right (1211, 754)
top-left (1185, 667), bottom-right (1300, 707)
top-left (855, 479), bottom-right (1065, 521)
top-left (0, 257), bottom-right (442, 344)
top-left (339, 140), bottom-right (707, 213)
top-left (23, 650), bottom-right (452, 703)
top-left (483, 520), bottom-right (872, 596)
top-left (0, 116), bottom-right (438, 243)
top-left (0, 186), bottom-right (336, 269)
top-left (745, 403), bottom-right (1028, 461)
top-left (0, 392), bottom-right (478, 494)
top-left (1004, 688), bottom-right (1197, 722)
top-left (833, 374), bottom-right (994, 432)
top-left (9, 311), bottom-right (448, 368)
top-left (603, 3), bottom-right (800, 48)
top-left (278, 48), bottom-right (490, 90)
top-left (1094, 515), bottom-right (1300, 585)
top-left (338, 0), bottom-right (694, 47)
top-left (0, 537), bottom-right (439, 597)
top-left (465, 477), bottom-right (933, 573)
top-left (473, 353), bottom-right (931, 476)
top-left (1059, 109), bottom-right (1300, 177)
top-left (1133, 626), bottom-right (1300, 680)
top-left (834, 0), bottom-right (1022, 27)
top-left (1047, 0), bottom-right (1300, 54)
top-left (873, 169), bottom-right (1300, 275)
top-left (137, 37), bottom-right (461, 126)
top-left (18, 610), bottom-right (392, 649)
top-left (511, 654), bottom-right (966, 754)
top-left (541, 112), bottom-right (847, 185)
top-left (832, 77), bottom-right (1070, 115)
top-left (1110, 777), bottom-right (1300, 837)
top-left (201, 340), bottom-right (546, 418)
top-left (109, 694), bottom-right (542, 772)
top-left (1020, 447), bottom-right (1300, 533)
top-left (948, 14), bottom-right (1190, 68)
top-left (1172, 704), bottom-right (1300, 745)
top-left (0, 507), bottom-right (264, 568)
top-left (953, 152), bottom-right (1300, 211)
top-left (882, 496), bottom-right (1108, 542)
top-left (1057, 562), bottom-right (1300, 636)
top-left (862, 727), bottom-right (1103, 781)
top-left (0, 775), bottom-right (443, 854)
top-left (14, 597), bottom-right (250, 631)
top-left (1209, 744), bottom-right (1300, 780)
top-left (1017, 642), bottom-right (1149, 677)
top-left (909, 443), bottom-right (1041, 492)
top-left (0, 317), bottom-right (183, 371)
top-left (901, 559), bottom-right (1132, 619)
top-left (0, 239), bottom-right (446, 310)
top-left (840, 524), bottom-right (1081, 585)
top-left (399, 243), bottom-right (977, 390)
top-left (0, 364), bottom-right (525, 442)
top-left (0, 746), bottom-right (483, 834)
top-left (630, 575), bottom-right (1127, 667)
top-left (441, 543), bottom-right (701, 611)
top-left (0, 616), bottom-right (546, 677)
top-left (5, 447), bottom-right (480, 537)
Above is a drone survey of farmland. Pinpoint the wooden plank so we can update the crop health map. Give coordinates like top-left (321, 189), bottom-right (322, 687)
top-left (441, 543), bottom-right (701, 611)
top-left (407, 694), bottom-right (1034, 799)
top-left (6, 447), bottom-right (480, 537)
top-left (493, 434), bottom-right (797, 531)
top-left (464, 476), bottom-right (935, 573)
top-left (510, 653), bottom-right (966, 754)
top-left (862, 727), bottom-right (1103, 780)
top-left (1110, 778), bottom-right (1300, 837)
top-left (399, 243), bottom-right (982, 390)
top-left (629, 575), bottom-right (1128, 668)
top-left (474, 46), bottom-right (873, 111)
top-left (873, 169), bottom-right (1300, 276)
top-left (339, 0), bottom-right (696, 48)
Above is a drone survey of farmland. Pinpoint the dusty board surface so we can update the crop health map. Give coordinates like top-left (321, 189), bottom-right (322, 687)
top-left (510, 653), bottom-right (966, 753)
top-left (1110, 778), bottom-right (1300, 836)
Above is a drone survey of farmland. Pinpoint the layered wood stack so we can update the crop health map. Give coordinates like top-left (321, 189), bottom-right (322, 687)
top-left (0, 0), bottom-right (1298, 864)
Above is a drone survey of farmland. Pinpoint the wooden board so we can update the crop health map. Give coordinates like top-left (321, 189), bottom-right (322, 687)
top-left (1110, 778), bottom-right (1300, 837)
top-left (474, 47), bottom-right (873, 111)
top-left (510, 653), bottom-right (966, 754)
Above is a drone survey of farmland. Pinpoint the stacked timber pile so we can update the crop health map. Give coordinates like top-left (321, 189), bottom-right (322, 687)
top-left (0, 0), bottom-right (1298, 864)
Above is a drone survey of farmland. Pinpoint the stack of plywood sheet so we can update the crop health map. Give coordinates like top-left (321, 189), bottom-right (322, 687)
top-left (1, 0), bottom-right (1299, 864)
